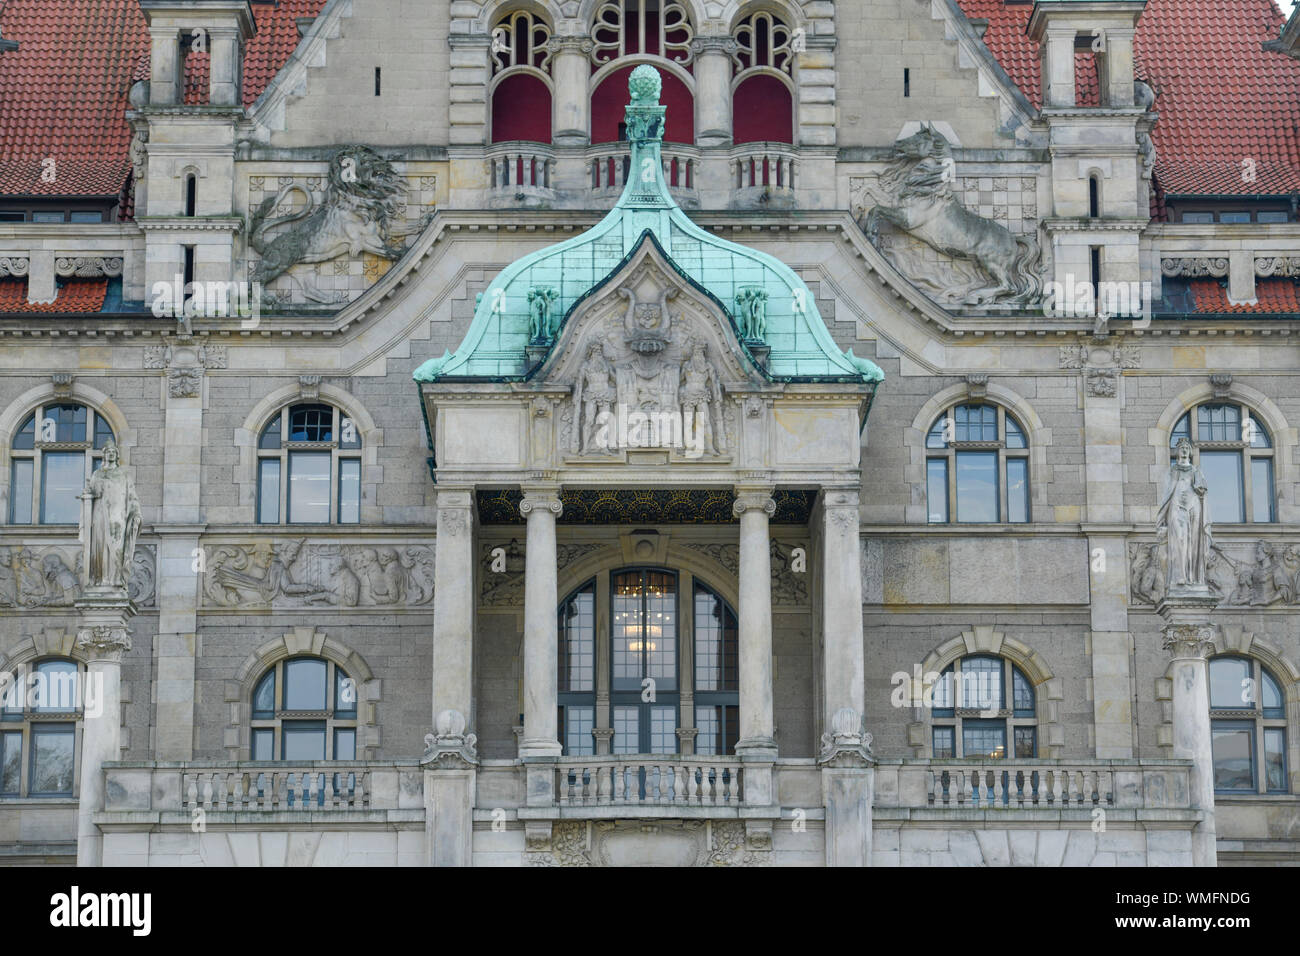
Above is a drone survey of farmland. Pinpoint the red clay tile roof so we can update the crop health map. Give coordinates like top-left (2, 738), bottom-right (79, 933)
top-left (958, 0), bottom-right (1300, 198)
top-left (0, 0), bottom-right (325, 199)
top-left (0, 277), bottom-right (108, 312)
top-left (1185, 277), bottom-right (1300, 313)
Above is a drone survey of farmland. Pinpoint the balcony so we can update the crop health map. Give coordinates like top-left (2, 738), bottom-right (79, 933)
top-left (586, 143), bottom-right (700, 208)
top-left (554, 756), bottom-right (742, 811)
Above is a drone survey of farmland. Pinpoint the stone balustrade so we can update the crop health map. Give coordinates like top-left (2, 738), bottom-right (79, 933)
top-left (485, 142), bottom-right (557, 197)
top-left (585, 144), bottom-right (700, 201)
top-left (554, 756), bottom-right (742, 808)
top-left (730, 143), bottom-right (797, 193)
top-left (1151, 221), bottom-right (1300, 306)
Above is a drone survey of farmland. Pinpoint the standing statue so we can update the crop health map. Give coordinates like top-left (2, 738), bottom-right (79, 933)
top-left (1156, 437), bottom-right (1212, 595)
top-left (78, 441), bottom-right (142, 592)
top-left (527, 286), bottom-right (560, 342)
top-left (572, 341), bottom-right (616, 454)
top-left (679, 342), bottom-right (724, 455)
top-left (735, 287), bottom-right (768, 342)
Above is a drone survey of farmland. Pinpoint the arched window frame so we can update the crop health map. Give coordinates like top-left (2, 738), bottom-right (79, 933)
top-left (925, 402), bottom-right (1031, 524)
top-left (730, 10), bottom-right (793, 75)
top-left (1208, 654), bottom-right (1289, 794)
top-left (8, 401), bottom-right (116, 525)
top-left (590, 0), bottom-right (696, 68)
top-left (0, 657), bottom-right (85, 798)
top-left (255, 402), bottom-right (362, 525)
top-left (248, 656), bottom-right (359, 762)
top-left (1170, 401), bottom-right (1276, 524)
top-left (929, 654), bottom-right (1039, 759)
top-left (490, 8), bottom-right (554, 76)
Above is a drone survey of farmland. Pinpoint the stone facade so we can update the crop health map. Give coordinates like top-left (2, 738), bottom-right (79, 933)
top-left (0, 0), bottom-right (1297, 867)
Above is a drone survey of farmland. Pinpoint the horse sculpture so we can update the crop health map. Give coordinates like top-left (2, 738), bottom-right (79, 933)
top-left (859, 125), bottom-right (1042, 306)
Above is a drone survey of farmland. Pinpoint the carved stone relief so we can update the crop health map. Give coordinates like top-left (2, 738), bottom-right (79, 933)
top-left (678, 540), bottom-right (808, 605)
top-left (480, 541), bottom-right (603, 607)
top-left (1131, 539), bottom-right (1300, 607)
top-left (524, 820), bottom-right (770, 867)
top-left (0, 544), bottom-right (155, 608)
top-left (202, 540), bottom-right (434, 608)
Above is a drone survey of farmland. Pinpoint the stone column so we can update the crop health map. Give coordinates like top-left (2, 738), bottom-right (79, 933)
top-left (816, 488), bottom-right (873, 867)
top-left (1044, 28), bottom-right (1078, 108)
top-left (519, 489), bottom-right (563, 763)
top-left (549, 36), bottom-right (593, 146)
top-left (207, 27), bottom-right (243, 106)
top-left (691, 36), bottom-right (737, 147)
top-left (733, 489), bottom-right (776, 762)
top-left (74, 595), bottom-right (134, 867)
top-left (1158, 594), bottom-right (1219, 867)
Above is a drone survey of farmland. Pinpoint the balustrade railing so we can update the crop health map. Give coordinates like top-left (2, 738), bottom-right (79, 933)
top-left (181, 767), bottom-right (369, 811)
top-left (730, 143), bottom-right (796, 191)
top-left (555, 757), bottom-right (741, 807)
top-left (586, 145), bottom-right (698, 194)
top-left (926, 764), bottom-right (1113, 809)
top-left (486, 144), bottom-right (555, 193)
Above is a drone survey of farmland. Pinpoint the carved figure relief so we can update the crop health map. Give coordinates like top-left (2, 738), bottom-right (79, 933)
top-left (527, 286), bottom-right (560, 342)
top-left (202, 539), bottom-right (434, 608)
top-left (854, 125), bottom-right (1042, 306)
top-left (679, 540), bottom-right (808, 605)
top-left (1156, 438), bottom-right (1212, 595)
top-left (734, 286), bottom-right (768, 342)
top-left (79, 441), bottom-right (142, 591)
top-left (0, 545), bottom-right (155, 608)
top-left (1130, 538), bottom-right (1300, 608)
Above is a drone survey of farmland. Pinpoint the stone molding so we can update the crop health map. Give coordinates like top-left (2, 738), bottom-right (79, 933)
top-left (54, 256), bottom-right (124, 278)
top-left (1160, 257), bottom-right (1228, 278)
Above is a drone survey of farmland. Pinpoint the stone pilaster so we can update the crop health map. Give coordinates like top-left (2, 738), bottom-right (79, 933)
top-left (733, 486), bottom-right (777, 809)
top-left (431, 488), bottom-right (477, 744)
top-left (519, 489), bottom-right (563, 765)
top-left (1157, 593), bottom-right (1219, 867)
top-left (74, 591), bottom-right (134, 867)
top-left (447, 33), bottom-right (491, 146)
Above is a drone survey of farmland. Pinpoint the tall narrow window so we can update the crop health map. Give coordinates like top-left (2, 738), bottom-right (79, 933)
top-left (0, 658), bottom-right (84, 798)
top-left (1088, 175), bottom-right (1100, 218)
top-left (1209, 656), bottom-right (1288, 794)
top-left (257, 403), bottom-right (362, 525)
top-left (184, 174), bottom-right (197, 216)
top-left (926, 403), bottom-right (1030, 524)
top-left (611, 569), bottom-right (678, 754)
top-left (693, 582), bottom-right (738, 755)
top-left (558, 581), bottom-right (597, 755)
top-left (488, 9), bottom-right (554, 144)
top-left (9, 403), bottom-right (116, 525)
top-left (731, 11), bottom-right (794, 144)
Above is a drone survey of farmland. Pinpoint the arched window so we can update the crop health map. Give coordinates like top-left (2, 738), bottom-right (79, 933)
top-left (0, 658), bottom-right (83, 798)
top-left (1170, 402), bottom-right (1276, 524)
top-left (590, 64), bottom-right (695, 144)
top-left (249, 657), bottom-right (358, 761)
top-left (1209, 656), bottom-right (1288, 794)
top-left (9, 402), bottom-right (116, 525)
top-left (731, 11), bottom-right (794, 145)
top-left (256, 403), bottom-right (361, 525)
top-left (931, 654), bottom-right (1037, 758)
top-left (555, 566), bottom-right (740, 757)
top-left (490, 9), bottom-right (553, 143)
top-left (925, 402), bottom-right (1030, 523)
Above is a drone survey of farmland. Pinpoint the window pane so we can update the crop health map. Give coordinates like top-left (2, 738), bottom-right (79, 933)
top-left (932, 726), bottom-right (954, 758)
top-left (1251, 458), bottom-right (1274, 523)
top-left (338, 417), bottom-right (361, 449)
top-left (338, 459), bottom-right (361, 524)
top-left (612, 705), bottom-right (639, 754)
top-left (1244, 414), bottom-right (1270, 447)
top-left (695, 705), bottom-right (720, 756)
top-left (1198, 404), bottom-right (1241, 442)
top-left (694, 585), bottom-right (737, 692)
top-left (289, 404), bottom-right (333, 442)
top-left (1209, 657), bottom-right (1252, 709)
top-left (926, 458), bottom-right (948, 523)
top-left (1257, 211), bottom-right (1289, 223)
top-left (926, 415), bottom-right (948, 448)
top-left (0, 672), bottom-right (20, 716)
top-left (562, 705), bottom-right (594, 756)
top-left (1006, 458), bottom-right (1029, 523)
top-left (12, 413), bottom-right (35, 450)
top-left (1264, 729), bottom-right (1287, 792)
top-left (33, 661), bottom-right (77, 712)
top-left (955, 451), bottom-right (998, 522)
top-left (644, 572), bottom-right (676, 690)
top-left (282, 722), bottom-right (326, 761)
top-left (612, 572), bottom-right (642, 690)
top-left (259, 415), bottom-right (282, 449)
top-left (31, 212), bottom-right (64, 223)
top-left (932, 667), bottom-right (954, 715)
top-left (1211, 723), bottom-right (1254, 791)
top-left (1004, 416), bottom-right (1027, 449)
top-left (1170, 413), bottom-right (1191, 447)
top-left (49, 404), bottom-right (87, 443)
top-left (1200, 451), bottom-right (1244, 524)
top-left (333, 728), bottom-right (357, 761)
top-left (650, 705), bottom-right (676, 753)
top-left (1181, 212), bottom-right (1214, 223)
top-left (287, 452), bottom-right (331, 523)
top-left (1262, 670), bottom-right (1284, 718)
top-left (0, 733), bottom-right (20, 794)
top-left (335, 668), bottom-right (357, 717)
top-left (41, 452), bottom-right (84, 524)
top-left (1219, 211), bottom-right (1251, 224)
top-left (251, 728), bottom-right (273, 761)
top-left (29, 724), bottom-right (75, 795)
top-left (257, 459), bottom-right (280, 524)
top-left (962, 719), bottom-right (1007, 759)
top-left (252, 672), bottom-right (275, 718)
top-left (959, 657), bottom-right (1003, 711)
top-left (92, 414), bottom-right (114, 450)
top-left (283, 659), bottom-right (328, 711)
top-left (1014, 726), bottom-right (1036, 758)
top-left (559, 586), bottom-right (595, 692)
top-left (69, 211), bottom-right (104, 224)
top-left (1012, 667), bottom-right (1035, 716)
top-left (10, 459), bottom-right (33, 524)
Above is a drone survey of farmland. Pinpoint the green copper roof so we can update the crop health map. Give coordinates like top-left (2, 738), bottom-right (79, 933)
top-left (414, 64), bottom-right (882, 385)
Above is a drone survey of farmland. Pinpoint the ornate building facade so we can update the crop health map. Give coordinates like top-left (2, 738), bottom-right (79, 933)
top-left (0, 0), bottom-right (1298, 866)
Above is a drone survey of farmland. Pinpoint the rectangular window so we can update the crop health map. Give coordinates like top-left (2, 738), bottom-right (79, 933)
top-left (1251, 458), bottom-right (1274, 523)
top-left (1013, 726), bottom-right (1036, 758)
top-left (29, 723), bottom-right (75, 795)
top-left (40, 452), bottom-right (83, 524)
top-left (1263, 728), bottom-right (1287, 793)
top-left (612, 706), bottom-right (639, 755)
top-left (10, 459), bottom-right (33, 524)
top-left (650, 706), bottom-right (676, 754)
top-left (335, 668), bottom-right (357, 718)
top-left (333, 728), bottom-right (357, 761)
top-left (559, 589), bottom-right (595, 693)
top-left (287, 451), bottom-right (331, 523)
top-left (283, 659), bottom-right (328, 711)
top-left (1257, 211), bottom-right (1289, 224)
top-left (926, 459), bottom-right (948, 523)
top-left (69, 211), bottom-right (104, 223)
top-left (1181, 211), bottom-right (1215, 223)
top-left (1006, 458), bottom-right (1029, 523)
top-left (1219, 211), bottom-right (1252, 224)
top-left (561, 705), bottom-right (594, 756)
top-left (257, 459), bottom-right (280, 524)
top-left (1211, 722), bottom-right (1255, 791)
top-left (281, 721), bottom-right (327, 761)
top-left (338, 458), bottom-right (361, 524)
top-left (1201, 451), bottom-right (1244, 524)
top-left (932, 726), bottom-right (955, 759)
top-left (695, 705), bottom-right (720, 756)
top-left (251, 728), bottom-right (274, 761)
top-left (955, 451), bottom-right (998, 522)
top-left (0, 732), bottom-right (20, 794)
top-left (31, 211), bottom-right (64, 223)
top-left (962, 719), bottom-right (1007, 759)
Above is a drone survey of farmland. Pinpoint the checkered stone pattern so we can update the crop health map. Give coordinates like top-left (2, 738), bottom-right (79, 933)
top-left (957, 175), bottom-right (1039, 236)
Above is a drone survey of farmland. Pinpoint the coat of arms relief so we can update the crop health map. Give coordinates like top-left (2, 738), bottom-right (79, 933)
top-left (545, 249), bottom-right (755, 462)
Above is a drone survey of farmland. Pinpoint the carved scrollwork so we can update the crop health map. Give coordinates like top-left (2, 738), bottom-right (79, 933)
top-left (1254, 256), bottom-right (1300, 278)
top-left (0, 257), bottom-right (29, 277)
top-left (1160, 257), bottom-right (1229, 278)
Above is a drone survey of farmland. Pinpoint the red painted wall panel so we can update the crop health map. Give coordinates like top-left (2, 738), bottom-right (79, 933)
top-left (491, 73), bottom-right (553, 143)
top-left (732, 74), bottom-right (793, 145)
top-left (591, 65), bottom-right (695, 144)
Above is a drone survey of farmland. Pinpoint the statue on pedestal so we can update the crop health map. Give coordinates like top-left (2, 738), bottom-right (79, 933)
top-left (1156, 437), bottom-right (1212, 595)
top-left (78, 441), bottom-right (142, 592)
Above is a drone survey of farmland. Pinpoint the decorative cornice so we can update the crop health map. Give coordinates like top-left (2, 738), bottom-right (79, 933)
top-left (55, 256), bottom-right (123, 278)
top-left (1161, 256), bottom-right (1228, 278)
top-left (1255, 256), bottom-right (1300, 278)
top-left (0, 257), bottom-right (29, 277)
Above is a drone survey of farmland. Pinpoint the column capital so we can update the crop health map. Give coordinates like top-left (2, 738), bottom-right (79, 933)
top-left (519, 489), bottom-right (563, 519)
top-left (1162, 622), bottom-right (1217, 661)
top-left (690, 35), bottom-right (738, 56)
top-left (545, 34), bottom-right (594, 55)
top-left (75, 624), bottom-right (133, 663)
top-left (732, 489), bottom-right (775, 517)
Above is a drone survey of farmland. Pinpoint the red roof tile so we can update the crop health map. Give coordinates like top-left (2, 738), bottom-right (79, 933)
top-left (958, 0), bottom-right (1300, 197)
top-left (0, 277), bottom-right (108, 313)
top-left (0, 0), bottom-right (325, 199)
top-left (1186, 277), bottom-right (1300, 313)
